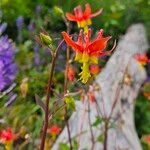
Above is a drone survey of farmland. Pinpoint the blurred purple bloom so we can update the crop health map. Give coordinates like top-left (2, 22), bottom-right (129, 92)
top-left (16, 16), bottom-right (24, 29)
top-left (35, 5), bottom-right (42, 15)
top-left (0, 23), bottom-right (7, 34)
top-left (0, 34), bottom-right (17, 91)
top-left (34, 44), bottom-right (40, 66)
top-left (28, 21), bottom-right (35, 32)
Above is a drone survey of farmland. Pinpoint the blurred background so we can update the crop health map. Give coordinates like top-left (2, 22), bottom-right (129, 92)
top-left (0, 0), bottom-right (150, 149)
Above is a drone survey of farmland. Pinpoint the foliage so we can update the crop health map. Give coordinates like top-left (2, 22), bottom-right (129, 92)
top-left (0, 0), bottom-right (150, 149)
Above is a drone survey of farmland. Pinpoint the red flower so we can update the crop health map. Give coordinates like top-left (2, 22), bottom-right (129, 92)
top-left (66, 3), bottom-right (102, 32)
top-left (48, 125), bottom-right (61, 136)
top-left (67, 65), bottom-right (75, 81)
top-left (88, 91), bottom-right (96, 103)
top-left (90, 65), bottom-right (101, 75)
top-left (62, 29), bottom-right (115, 83)
top-left (144, 135), bottom-right (150, 144)
top-left (134, 54), bottom-right (149, 65)
top-left (0, 128), bottom-right (15, 143)
top-left (142, 134), bottom-right (150, 145)
top-left (143, 92), bottom-right (150, 101)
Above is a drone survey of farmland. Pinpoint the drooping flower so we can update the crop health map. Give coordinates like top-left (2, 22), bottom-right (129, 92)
top-left (145, 135), bottom-right (150, 144)
top-left (142, 134), bottom-right (150, 146)
top-left (48, 125), bottom-right (61, 136)
top-left (66, 3), bottom-right (102, 32)
top-left (0, 128), bottom-right (15, 144)
top-left (0, 24), bottom-right (17, 91)
top-left (62, 29), bottom-right (114, 83)
top-left (67, 65), bottom-right (75, 81)
top-left (88, 91), bottom-right (96, 103)
top-left (134, 54), bottom-right (149, 66)
top-left (90, 64), bottom-right (101, 75)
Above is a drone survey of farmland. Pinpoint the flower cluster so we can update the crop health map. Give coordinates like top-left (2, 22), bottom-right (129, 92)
top-left (0, 23), bottom-right (17, 91)
top-left (62, 4), bottom-right (114, 83)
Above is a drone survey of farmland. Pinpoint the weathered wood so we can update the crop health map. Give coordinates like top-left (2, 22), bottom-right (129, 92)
top-left (52, 24), bottom-right (149, 150)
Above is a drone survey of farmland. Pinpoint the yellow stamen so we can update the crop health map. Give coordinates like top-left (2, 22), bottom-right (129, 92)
top-left (79, 63), bottom-right (91, 83)
top-left (82, 52), bottom-right (89, 63)
top-left (86, 19), bottom-right (92, 26)
top-left (80, 20), bottom-right (87, 28)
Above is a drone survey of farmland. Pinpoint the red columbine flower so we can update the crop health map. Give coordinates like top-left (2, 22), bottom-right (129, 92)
top-left (62, 29), bottom-right (115, 83)
top-left (90, 65), bottom-right (101, 75)
top-left (134, 54), bottom-right (149, 65)
top-left (145, 135), bottom-right (150, 144)
top-left (0, 128), bottom-right (15, 144)
top-left (66, 3), bottom-right (102, 32)
top-left (48, 125), bottom-right (61, 136)
top-left (88, 91), bottom-right (96, 103)
top-left (67, 65), bottom-right (75, 81)
top-left (143, 134), bottom-right (150, 145)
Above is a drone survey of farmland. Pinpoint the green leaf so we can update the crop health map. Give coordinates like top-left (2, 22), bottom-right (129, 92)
top-left (97, 134), bottom-right (104, 143)
top-left (92, 117), bottom-right (103, 127)
top-left (59, 143), bottom-right (70, 150)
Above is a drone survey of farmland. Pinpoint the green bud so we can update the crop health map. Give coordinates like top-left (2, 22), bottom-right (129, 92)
top-left (54, 6), bottom-right (64, 16)
top-left (39, 33), bottom-right (52, 46)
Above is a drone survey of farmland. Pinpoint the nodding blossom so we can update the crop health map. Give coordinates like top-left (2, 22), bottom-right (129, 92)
top-left (62, 29), bottom-right (114, 83)
top-left (0, 128), bottom-right (15, 144)
top-left (48, 125), bottom-right (61, 136)
top-left (66, 3), bottom-right (102, 33)
top-left (134, 53), bottom-right (149, 66)
top-left (67, 65), bottom-right (75, 81)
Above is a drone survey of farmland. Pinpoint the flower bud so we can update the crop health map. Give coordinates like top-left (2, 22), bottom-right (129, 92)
top-left (54, 6), bottom-right (64, 16)
top-left (39, 32), bottom-right (52, 46)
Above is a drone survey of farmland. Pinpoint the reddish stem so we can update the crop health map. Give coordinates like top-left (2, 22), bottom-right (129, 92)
top-left (103, 120), bottom-right (108, 150)
top-left (40, 41), bottom-right (64, 150)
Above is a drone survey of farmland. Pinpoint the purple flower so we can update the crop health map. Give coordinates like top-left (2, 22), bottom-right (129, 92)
top-left (0, 31), bottom-right (17, 91)
top-left (33, 44), bottom-right (41, 66)
top-left (28, 21), bottom-right (35, 32)
top-left (35, 5), bottom-right (42, 15)
top-left (16, 16), bottom-right (24, 29)
top-left (0, 23), bottom-right (7, 34)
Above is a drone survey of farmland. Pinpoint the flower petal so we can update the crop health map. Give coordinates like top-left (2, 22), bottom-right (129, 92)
top-left (89, 36), bottom-right (111, 54)
top-left (66, 13), bottom-right (77, 21)
top-left (90, 8), bottom-right (103, 18)
top-left (83, 3), bottom-right (91, 19)
top-left (62, 32), bottom-right (83, 52)
top-left (74, 5), bottom-right (83, 21)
